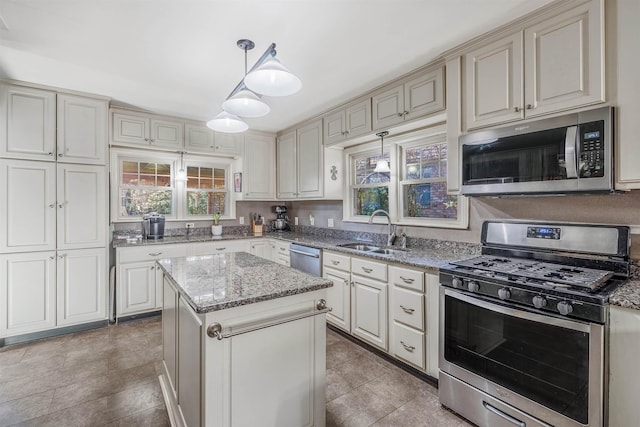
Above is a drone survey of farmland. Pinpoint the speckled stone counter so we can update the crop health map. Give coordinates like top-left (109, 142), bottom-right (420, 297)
top-left (156, 251), bottom-right (332, 314)
top-left (610, 262), bottom-right (640, 310)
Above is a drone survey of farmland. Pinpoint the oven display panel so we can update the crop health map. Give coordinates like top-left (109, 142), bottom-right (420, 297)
top-left (527, 226), bottom-right (561, 240)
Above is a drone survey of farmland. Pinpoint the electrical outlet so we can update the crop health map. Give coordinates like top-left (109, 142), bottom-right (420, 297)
top-left (186, 223), bottom-right (195, 229)
top-left (309, 214), bottom-right (315, 226)
top-left (239, 216), bottom-right (245, 225)
top-left (328, 218), bottom-right (334, 228)
top-left (294, 217), bottom-right (299, 225)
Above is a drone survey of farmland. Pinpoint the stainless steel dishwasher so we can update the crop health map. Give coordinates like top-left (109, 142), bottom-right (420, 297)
top-left (289, 243), bottom-right (322, 277)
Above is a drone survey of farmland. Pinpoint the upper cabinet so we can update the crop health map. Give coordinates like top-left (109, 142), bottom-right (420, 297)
top-left (57, 94), bottom-right (108, 165)
top-left (184, 124), bottom-right (243, 156)
top-left (242, 132), bottom-right (276, 200)
top-left (112, 109), bottom-right (182, 149)
top-left (463, 0), bottom-right (604, 130)
top-left (324, 98), bottom-right (372, 146)
top-left (372, 67), bottom-right (445, 130)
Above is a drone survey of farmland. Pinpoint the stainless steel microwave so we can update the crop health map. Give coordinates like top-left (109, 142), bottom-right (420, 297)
top-left (460, 107), bottom-right (613, 196)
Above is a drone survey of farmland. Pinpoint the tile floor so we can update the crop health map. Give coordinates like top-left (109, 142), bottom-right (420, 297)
top-left (0, 316), bottom-right (471, 427)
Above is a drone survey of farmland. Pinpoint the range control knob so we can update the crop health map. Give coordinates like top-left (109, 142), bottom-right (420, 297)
top-left (532, 295), bottom-right (547, 309)
top-left (557, 301), bottom-right (574, 316)
top-left (497, 288), bottom-right (511, 300)
top-left (467, 281), bottom-right (480, 293)
top-left (452, 277), bottom-right (464, 289)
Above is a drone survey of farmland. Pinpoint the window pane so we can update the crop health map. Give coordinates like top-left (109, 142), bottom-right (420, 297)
top-left (353, 187), bottom-right (389, 216)
top-left (157, 163), bottom-right (171, 174)
top-left (200, 178), bottom-right (213, 189)
top-left (355, 153), bottom-right (390, 184)
top-left (187, 191), bottom-right (226, 216)
top-left (213, 168), bottom-right (225, 179)
top-left (404, 182), bottom-right (457, 219)
top-left (422, 162), bottom-right (440, 178)
top-left (120, 189), bottom-right (172, 216)
top-left (157, 175), bottom-right (171, 187)
top-left (122, 173), bottom-right (138, 185)
top-left (122, 161), bottom-right (138, 174)
top-left (139, 174), bottom-right (156, 186)
top-left (139, 163), bottom-right (156, 174)
top-left (200, 168), bottom-right (213, 179)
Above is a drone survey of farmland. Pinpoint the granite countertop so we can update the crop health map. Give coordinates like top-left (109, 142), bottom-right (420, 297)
top-left (157, 251), bottom-right (333, 314)
top-left (609, 262), bottom-right (640, 310)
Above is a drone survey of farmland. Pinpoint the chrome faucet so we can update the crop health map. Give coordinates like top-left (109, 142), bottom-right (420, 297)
top-left (369, 209), bottom-right (396, 246)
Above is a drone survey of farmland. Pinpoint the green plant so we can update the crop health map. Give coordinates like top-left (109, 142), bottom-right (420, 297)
top-left (213, 212), bottom-right (220, 225)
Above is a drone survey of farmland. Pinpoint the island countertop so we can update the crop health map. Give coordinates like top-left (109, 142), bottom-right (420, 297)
top-left (156, 251), bottom-right (333, 314)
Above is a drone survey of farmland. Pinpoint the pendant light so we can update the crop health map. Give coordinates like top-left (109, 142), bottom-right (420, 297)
top-left (244, 56), bottom-right (302, 97)
top-left (373, 131), bottom-right (391, 173)
top-left (176, 151), bottom-right (187, 182)
top-left (206, 111), bottom-right (248, 133)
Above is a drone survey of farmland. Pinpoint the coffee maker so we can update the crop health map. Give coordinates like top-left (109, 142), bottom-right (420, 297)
top-left (143, 212), bottom-right (165, 239)
top-left (272, 205), bottom-right (289, 231)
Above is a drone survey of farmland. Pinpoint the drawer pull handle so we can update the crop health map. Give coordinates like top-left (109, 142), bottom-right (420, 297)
top-left (332, 260), bottom-right (340, 265)
top-left (280, 247), bottom-right (286, 251)
top-left (400, 341), bottom-right (415, 352)
top-left (400, 305), bottom-right (415, 314)
top-left (343, 279), bottom-right (349, 286)
top-left (399, 276), bottom-right (414, 283)
top-left (361, 267), bottom-right (373, 273)
top-left (215, 247), bottom-right (225, 251)
top-left (149, 252), bottom-right (162, 256)
top-left (150, 266), bottom-right (155, 270)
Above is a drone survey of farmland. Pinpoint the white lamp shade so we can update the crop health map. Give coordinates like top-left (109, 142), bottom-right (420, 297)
top-left (222, 89), bottom-right (270, 118)
top-left (206, 111), bottom-right (248, 133)
top-left (244, 57), bottom-right (302, 97)
top-left (373, 160), bottom-right (391, 173)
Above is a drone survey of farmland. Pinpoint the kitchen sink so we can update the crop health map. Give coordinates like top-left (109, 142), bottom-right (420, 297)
top-left (337, 243), bottom-right (380, 251)
top-left (370, 248), bottom-right (408, 255)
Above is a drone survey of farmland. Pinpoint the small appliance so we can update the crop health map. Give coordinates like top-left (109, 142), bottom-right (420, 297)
top-left (142, 212), bottom-right (165, 239)
top-left (272, 205), bottom-right (289, 231)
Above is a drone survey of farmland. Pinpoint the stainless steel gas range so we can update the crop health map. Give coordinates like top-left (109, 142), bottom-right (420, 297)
top-left (439, 220), bottom-right (630, 427)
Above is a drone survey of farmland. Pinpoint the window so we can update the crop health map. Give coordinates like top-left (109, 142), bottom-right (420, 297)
top-left (343, 126), bottom-right (468, 229)
top-left (351, 151), bottom-right (390, 216)
top-left (186, 164), bottom-right (229, 217)
top-left (119, 159), bottom-right (174, 217)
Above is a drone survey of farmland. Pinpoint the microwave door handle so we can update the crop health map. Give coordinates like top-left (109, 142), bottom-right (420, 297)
top-left (565, 125), bottom-right (578, 178)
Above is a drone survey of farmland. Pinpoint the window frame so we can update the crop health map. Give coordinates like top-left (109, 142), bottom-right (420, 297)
top-left (179, 156), bottom-right (233, 220)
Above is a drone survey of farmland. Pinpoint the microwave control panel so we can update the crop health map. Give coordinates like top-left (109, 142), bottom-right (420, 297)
top-left (579, 120), bottom-right (605, 178)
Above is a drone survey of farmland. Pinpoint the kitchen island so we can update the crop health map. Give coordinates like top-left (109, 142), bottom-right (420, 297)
top-left (156, 251), bottom-right (332, 427)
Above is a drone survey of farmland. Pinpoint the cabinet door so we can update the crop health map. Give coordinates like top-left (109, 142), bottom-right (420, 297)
top-left (345, 98), bottom-right (372, 139)
top-left (177, 297), bottom-right (202, 427)
top-left (425, 272), bottom-right (439, 377)
top-left (162, 277), bottom-right (179, 397)
top-left (184, 123), bottom-right (214, 153)
top-left (56, 248), bottom-right (106, 326)
top-left (404, 68), bottom-right (445, 119)
top-left (609, 306), bottom-right (640, 427)
top-left (214, 133), bottom-right (243, 156)
top-left (243, 133), bottom-right (275, 200)
top-left (524, 1), bottom-right (604, 117)
top-left (372, 84), bottom-right (404, 130)
top-left (296, 120), bottom-right (323, 198)
top-left (464, 32), bottom-right (524, 130)
top-left (0, 85), bottom-right (57, 161)
top-left (323, 267), bottom-right (350, 332)
top-left (57, 94), bottom-right (108, 165)
top-left (0, 160), bottom-right (57, 253)
top-left (150, 118), bottom-right (183, 149)
top-left (351, 275), bottom-right (387, 350)
top-left (249, 240), bottom-right (270, 259)
top-left (112, 112), bottom-right (150, 145)
top-left (323, 109), bottom-right (346, 146)
top-left (0, 251), bottom-right (56, 336)
top-left (118, 261), bottom-right (156, 316)
top-left (57, 164), bottom-right (107, 249)
top-left (276, 130), bottom-right (297, 198)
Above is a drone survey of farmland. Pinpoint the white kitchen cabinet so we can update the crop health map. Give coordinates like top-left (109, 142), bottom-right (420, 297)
top-left (609, 305), bottom-right (640, 427)
top-left (249, 239), bottom-right (270, 259)
top-left (111, 109), bottom-right (183, 149)
top-left (150, 118), bottom-right (183, 149)
top-left (177, 296), bottom-right (202, 427)
top-left (56, 247), bottom-right (107, 326)
top-left (372, 66), bottom-right (445, 130)
top-left (323, 266), bottom-right (351, 332)
top-left (56, 94), bottom-right (108, 165)
top-left (463, 0), bottom-right (604, 130)
top-left (191, 240), bottom-right (249, 256)
top-left (242, 132), bottom-right (276, 200)
top-left (0, 84), bottom-right (56, 161)
top-left (162, 277), bottom-right (179, 397)
top-left (351, 273), bottom-right (388, 350)
top-left (0, 251), bottom-right (56, 337)
top-left (323, 98), bottom-right (372, 146)
top-left (184, 123), bottom-right (214, 153)
top-left (296, 120), bottom-right (323, 198)
top-left (214, 132), bottom-right (243, 156)
top-left (271, 240), bottom-right (290, 266)
top-left (276, 129), bottom-right (297, 199)
top-left (0, 159), bottom-right (57, 253)
top-left (425, 271), bottom-right (440, 376)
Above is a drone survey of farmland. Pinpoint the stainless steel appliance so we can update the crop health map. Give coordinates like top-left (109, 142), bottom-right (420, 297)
top-left (439, 220), bottom-right (630, 427)
top-left (461, 106), bottom-right (613, 196)
top-left (142, 212), bottom-right (165, 239)
top-left (272, 205), bottom-right (289, 231)
top-left (290, 243), bottom-right (322, 277)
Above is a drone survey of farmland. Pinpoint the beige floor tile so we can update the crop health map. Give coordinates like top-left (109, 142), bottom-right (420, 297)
top-left (0, 390), bottom-right (54, 426)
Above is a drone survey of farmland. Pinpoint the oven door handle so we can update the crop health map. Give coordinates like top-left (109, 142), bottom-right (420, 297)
top-left (482, 401), bottom-right (526, 427)
top-left (565, 125), bottom-right (578, 179)
top-left (444, 289), bottom-right (591, 333)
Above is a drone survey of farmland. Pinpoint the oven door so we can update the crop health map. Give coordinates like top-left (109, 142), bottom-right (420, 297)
top-left (439, 288), bottom-right (604, 427)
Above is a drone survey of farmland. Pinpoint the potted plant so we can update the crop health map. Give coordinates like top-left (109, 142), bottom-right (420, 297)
top-left (211, 212), bottom-right (222, 236)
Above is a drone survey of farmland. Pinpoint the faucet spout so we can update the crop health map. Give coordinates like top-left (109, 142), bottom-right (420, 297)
top-left (368, 209), bottom-right (396, 246)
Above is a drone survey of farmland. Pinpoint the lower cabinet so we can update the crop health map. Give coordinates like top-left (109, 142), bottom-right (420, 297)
top-left (271, 240), bottom-right (291, 266)
top-left (249, 239), bottom-right (271, 259)
top-left (609, 305), bottom-right (640, 426)
top-left (0, 248), bottom-right (107, 338)
top-left (323, 265), bottom-right (351, 332)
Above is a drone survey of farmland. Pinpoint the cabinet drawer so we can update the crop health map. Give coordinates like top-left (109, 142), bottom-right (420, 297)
top-left (352, 257), bottom-right (387, 281)
top-left (117, 244), bottom-right (188, 264)
top-left (323, 251), bottom-right (350, 272)
top-left (392, 322), bottom-right (425, 369)
top-left (391, 287), bottom-right (424, 331)
top-left (191, 240), bottom-right (248, 256)
top-left (274, 253), bottom-right (290, 267)
top-left (389, 265), bottom-right (424, 292)
top-left (273, 241), bottom-right (290, 255)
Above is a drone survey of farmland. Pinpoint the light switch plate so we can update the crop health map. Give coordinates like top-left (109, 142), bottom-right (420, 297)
top-left (239, 216), bottom-right (244, 225)
top-left (328, 218), bottom-right (334, 228)
top-left (295, 217), bottom-right (299, 225)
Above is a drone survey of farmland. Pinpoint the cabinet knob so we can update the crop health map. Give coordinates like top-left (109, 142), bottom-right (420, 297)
top-left (48, 152), bottom-right (54, 156)
top-left (514, 106), bottom-right (521, 112)
top-left (343, 279), bottom-right (349, 286)
top-left (58, 153), bottom-right (63, 157)
top-left (49, 203), bottom-right (55, 208)
top-left (150, 265), bottom-right (155, 270)
top-left (397, 112), bottom-right (404, 117)
top-left (526, 104), bottom-right (533, 110)
top-left (215, 146), bottom-right (219, 149)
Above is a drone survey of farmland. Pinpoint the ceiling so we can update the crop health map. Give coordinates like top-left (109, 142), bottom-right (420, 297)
top-left (0, 0), bottom-right (554, 133)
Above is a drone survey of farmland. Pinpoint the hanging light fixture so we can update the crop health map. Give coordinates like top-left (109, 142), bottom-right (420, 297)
top-left (208, 39), bottom-right (301, 133)
top-left (176, 151), bottom-right (188, 182)
top-left (373, 131), bottom-right (391, 173)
